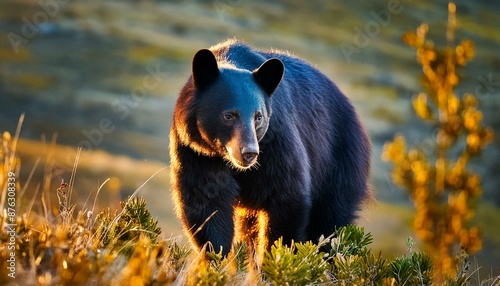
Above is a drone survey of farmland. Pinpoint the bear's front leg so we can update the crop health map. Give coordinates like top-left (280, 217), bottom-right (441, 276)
top-left (267, 191), bottom-right (311, 247)
top-left (171, 143), bottom-right (239, 256)
top-left (237, 152), bottom-right (312, 249)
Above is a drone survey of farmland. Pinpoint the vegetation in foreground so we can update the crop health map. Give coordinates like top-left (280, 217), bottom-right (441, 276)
top-left (0, 192), bottom-right (487, 286)
top-left (0, 129), bottom-right (498, 285)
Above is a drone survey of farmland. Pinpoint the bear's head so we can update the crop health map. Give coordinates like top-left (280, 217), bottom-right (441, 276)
top-left (187, 49), bottom-right (284, 170)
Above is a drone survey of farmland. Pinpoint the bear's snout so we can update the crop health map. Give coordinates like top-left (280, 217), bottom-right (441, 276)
top-left (226, 142), bottom-right (259, 170)
top-left (224, 124), bottom-right (260, 169)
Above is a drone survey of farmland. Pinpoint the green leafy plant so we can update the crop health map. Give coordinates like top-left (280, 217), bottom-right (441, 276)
top-left (189, 247), bottom-right (229, 286)
top-left (262, 238), bottom-right (328, 285)
top-left (328, 225), bottom-right (389, 285)
top-left (329, 224), bottom-right (373, 257)
top-left (92, 196), bottom-right (162, 250)
top-left (390, 238), bottom-right (433, 285)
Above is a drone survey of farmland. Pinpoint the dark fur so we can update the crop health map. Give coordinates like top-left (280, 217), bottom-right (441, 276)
top-left (170, 39), bottom-right (371, 257)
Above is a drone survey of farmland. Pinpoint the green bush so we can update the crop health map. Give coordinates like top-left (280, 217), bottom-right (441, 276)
top-left (261, 238), bottom-right (328, 285)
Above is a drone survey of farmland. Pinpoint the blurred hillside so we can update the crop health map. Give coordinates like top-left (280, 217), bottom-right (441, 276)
top-left (0, 0), bottom-right (499, 276)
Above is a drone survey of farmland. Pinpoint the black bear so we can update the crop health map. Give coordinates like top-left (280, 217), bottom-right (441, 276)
top-left (170, 39), bottom-right (371, 259)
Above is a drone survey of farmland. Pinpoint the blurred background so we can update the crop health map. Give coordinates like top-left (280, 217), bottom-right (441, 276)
top-left (1, 0), bottom-right (499, 277)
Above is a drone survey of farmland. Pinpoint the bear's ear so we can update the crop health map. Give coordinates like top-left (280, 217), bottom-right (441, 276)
top-left (253, 58), bottom-right (284, 96)
top-left (192, 49), bottom-right (219, 89)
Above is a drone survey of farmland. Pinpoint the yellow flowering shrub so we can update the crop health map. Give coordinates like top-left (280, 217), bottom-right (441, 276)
top-left (383, 3), bottom-right (493, 283)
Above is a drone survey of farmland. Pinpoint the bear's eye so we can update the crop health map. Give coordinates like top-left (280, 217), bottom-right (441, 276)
top-left (223, 113), bottom-right (235, 121)
top-left (255, 112), bottom-right (263, 123)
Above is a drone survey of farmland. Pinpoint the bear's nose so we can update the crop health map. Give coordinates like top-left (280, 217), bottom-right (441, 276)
top-left (241, 147), bottom-right (258, 164)
top-left (242, 152), bottom-right (258, 164)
